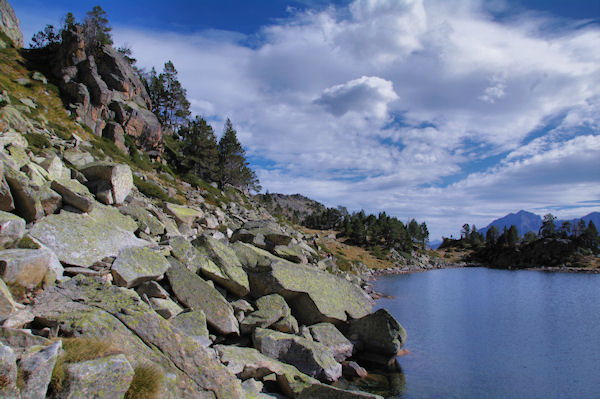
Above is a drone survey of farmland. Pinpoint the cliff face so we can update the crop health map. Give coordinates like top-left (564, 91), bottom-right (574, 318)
top-left (0, 0), bottom-right (22, 48)
top-left (47, 26), bottom-right (164, 152)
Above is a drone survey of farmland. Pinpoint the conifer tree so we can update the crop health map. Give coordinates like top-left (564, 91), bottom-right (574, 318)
top-left (83, 5), bottom-right (113, 49)
top-left (179, 116), bottom-right (219, 181)
top-left (218, 119), bottom-right (260, 191)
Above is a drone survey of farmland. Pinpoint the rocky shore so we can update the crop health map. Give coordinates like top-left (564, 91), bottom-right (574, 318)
top-left (0, 2), bottom-right (409, 397)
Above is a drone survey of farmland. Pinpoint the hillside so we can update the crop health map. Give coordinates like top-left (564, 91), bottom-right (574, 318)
top-left (479, 210), bottom-right (600, 237)
top-left (0, 2), bottom-right (407, 398)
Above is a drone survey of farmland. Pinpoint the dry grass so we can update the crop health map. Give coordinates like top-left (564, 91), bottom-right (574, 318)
top-left (124, 364), bottom-right (164, 399)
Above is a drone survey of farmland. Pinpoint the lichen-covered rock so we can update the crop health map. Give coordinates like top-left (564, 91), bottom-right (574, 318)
top-left (297, 384), bottom-right (384, 399)
top-left (111, 247), bottom-right (171, 288)
top-left (61, 354), bottom-right (134, 399)
top-left (19, 340), bottom-right (62, 399)
top-left (51, 178), bottom-right (95, 212)
top-left (166, 259), bottom-right (239, 335)
top-left (164, 202), bottom-right (203, 226)
top-left (149, 297), bottom-right (183, 319)
top-left (29, 210), bottom-right (149, 267)
top-left (171, 310), bottom-right (209, 343)
top-left (62, 149), bottom-right (94, 168)
top-left (253, 328), bottom-right (342, 382)
top-left (344, 309), bottom-right (407, 361)
top-left (0, 342), bottom-right (20, 399)
top-left (232, 220), bottom-right (293, 249)
top-left (0, 210), bottom-right (25, 249)
top-left (80, 162), bottom-right (133, 204)
top-left (136, 280), bottom-right (168, 299)
top-left (273, 244), bottom-right (307, 264)
top-left (120, 204), bottom-right (165, 236)
top-left (309, 323), bottom-right (354, 362)
top-left (39, 154), bottom-right (71, 181)
top-left (215, 344), bottom-right (318, 396)
top-left (241, 294), bottom-right (290, 334)
top-left (3, 166), bottom-right (45, 222)
top-left (0, 162), bottom-right (14, 211)
top-left (89, 203), bottom-right (138, 232)
top-left (169, 236), bottom-right (213, 275)
top-left (0, 0), bottom-right (23, 47)
top-left (0, 248), bottom-right (51, 290)
top-left (0, 327), bottom-right (50, 356)
top-left (247, 260), bottom-right (373, 325)
top-left (272, 313), bottom-right (299, 334)
top-left (194, 235), bottom-right (250, 297)
top-left (232, 241), bottom-right (279, 269)
top-left (0, 278), bottom-right (16, 319)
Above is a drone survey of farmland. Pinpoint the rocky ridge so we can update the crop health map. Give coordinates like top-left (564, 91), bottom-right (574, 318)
top-left (0, 2), bottom-right (407, 398)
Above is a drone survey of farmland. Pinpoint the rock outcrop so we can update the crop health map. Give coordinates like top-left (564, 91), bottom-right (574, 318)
top-left (0, 0), bottom-right (22, 47)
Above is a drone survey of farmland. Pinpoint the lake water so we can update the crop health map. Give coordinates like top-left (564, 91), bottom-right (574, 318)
top-left (373, 268), bottom-right (600, 399)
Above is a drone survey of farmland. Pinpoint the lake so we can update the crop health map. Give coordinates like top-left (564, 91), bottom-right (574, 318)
top-left (373, 268), bottom-right (600, 399)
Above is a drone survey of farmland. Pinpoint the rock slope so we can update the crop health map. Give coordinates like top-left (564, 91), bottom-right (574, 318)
top-left (0, 2), bottom-right (407, 398)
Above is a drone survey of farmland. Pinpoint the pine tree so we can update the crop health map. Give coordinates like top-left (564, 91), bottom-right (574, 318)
top-left (218, 119), bottom-right (260, 191)
top-left (179, 116), bottom-right (219, 181)
top-left (83, 5), bottom-right (113, 49)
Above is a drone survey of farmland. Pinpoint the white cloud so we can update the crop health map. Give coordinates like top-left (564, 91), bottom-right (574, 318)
top-left (104, 0), bottom-right (600, 238)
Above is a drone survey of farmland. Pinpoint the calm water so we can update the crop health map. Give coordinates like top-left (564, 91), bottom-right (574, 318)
top-left (373, 268), bottom-right (600, 399)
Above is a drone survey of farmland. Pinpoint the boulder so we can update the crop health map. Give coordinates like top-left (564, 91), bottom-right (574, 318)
top-left (247, 260), bottom-right (373, 325)
top-left (2, 308), bottom-right (34, 328)
top-left (164, 202), bottom-right (203, 226)
top-left (89, 203), bottom-right (138, 232)
top-left (51, 177), bottom-right (95, 212)
top-left (0, 279), bottom-right (16, 319)
top-left (3, 166), bottom-right (45, 222)
top-left (0, 210), bottom-right (25, 249)
top-left (241, 294), bottom-right (290, 334)
top-left (0, 0), bottom-right (24, 47)
top-left (37, 183), bottom-right (62, 215)
top-left (341, 361), bottom-right (368, 379)
top-left (166, 259), bottom-right (239, 335)
top-left (61, 354), bottom-right (135, 399)
top-left (39, 154), bottom-right (71, 181)
top-left (0, 327), bottom-right (50, 356)
top-left (253, 327), bottom-right (342, 382)
top-left (194, 235), bottom-right (250, 297)
top-left (62, 149), bottom-right (94, 168)
top-left (21, 162), bottom-right (49, 187)
top-left (232, 241), bottom-right (278, 269)
top-left (102, 121), bottom-right (127, 153)
top-left (344, 309), bottom-right (407, 362)
top-left (111, 247), bottom-right (171, 288)
top-left (0, 343), bottom-right (19, 399)
top-left (273, 244), bottom-right (307, 264)
top-left (149, 297), bottom-right (183, 319)
top-left (169, 236), bottom-right (209, 274)
top-left (80, 162), bottom-right (133, 204)
top-left (171, 310), bottom-right (209, 343)
top-left (29, 210), bottom-right (149, 267)
top-left (0, 248), bottom-right (51, 290)
top-left (136, 280), bottom-right (168, 299)
top-left (120, 204), bottom-right (165, 236)
top-left (18, 340), bottom-right (62, 399)
top-left (309, 323), bottom-right (354, 362)
top-left (297, 384), bottom-right (384, 399)
top-left (272, 314), bottom-right (299, 334)
top-left (232, 220), bottom-right (293, 249)
top-left (0, 162), bottom-right (14, 211)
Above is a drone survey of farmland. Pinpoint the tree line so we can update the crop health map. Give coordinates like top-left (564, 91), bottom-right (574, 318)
top-left (29, 6), bottom-right (260, 192)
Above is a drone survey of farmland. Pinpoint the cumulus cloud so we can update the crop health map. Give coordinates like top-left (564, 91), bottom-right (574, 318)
top-left (105, 0), bottom-right (600, 238)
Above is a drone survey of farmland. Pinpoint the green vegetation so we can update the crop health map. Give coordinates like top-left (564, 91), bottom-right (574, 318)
top-left (124, 364), bottom-right (164, 399)
top-left (24, 132), bottom-right (52, 153)
top-left (132, 175), bottom-right (183, 205)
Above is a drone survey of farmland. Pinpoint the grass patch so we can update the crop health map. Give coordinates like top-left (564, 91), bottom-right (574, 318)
top-left (50, 337), bottom-right (121, 394)
top-left (133, 175), bottom-right (183, 205)
top-left (24, 132), bottom-right (52, 154)
top-left (181, 173), bottom-right (227, 206)
top-left (124, 364), bottom-right (164, 399)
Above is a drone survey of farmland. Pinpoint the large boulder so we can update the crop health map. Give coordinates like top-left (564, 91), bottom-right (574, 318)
top-left (309, 322), bottom-right (354, 362)
top-left (253, 327), bottom-right (342, 383)
top-left (80, 162), bottom-right (133, 204)
top-left (29, 210), bottom-right (148, 267)
top-left (171, 310), bottom-right (210, 345)
top-left (232, 220), bottom-right (293, 249)
top-left (3, 166), bottom-right (45, 222)
top-left (0, 248), bottom-right (52, 290)
top-left (0, 0), bottom-right (23, 48)
top-left (0, 210), bottom-right (25, 249)
top-left (164, 202), bottom-right (203, 227)
top-left (18, 340), bottom-right (62, 399)
top-left (241, 294), bottom-right (291, 334)
top-left (344, 309), bottom-right (407, 364)
top-left (111, 247), bottom-right (171, 288)
top-left (0, 162), bottom-right (14, 211)
top-left (166, 259), bottom-right (239, 335)
top-left (120, 204), bottom-right (165, 236)
top-left (247, 260), bottom-right (373, 325)
top-left (61, 354), bottom-right (135, 399)
top-left (51, 177), bottom-right (95, 212)
top-left (0, 342), bottom-right (19, 399)
top-left (194, 235), bottom-right (250, 297)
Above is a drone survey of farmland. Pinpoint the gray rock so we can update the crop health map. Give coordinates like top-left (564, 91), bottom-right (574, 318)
top-left (253, 327), bottom-right (342, 382)
top-left (80, 162), bottom-right (133, 204)
top-left (194, 235), bottom-right (250, 297)
top-left (2, 308), bottom-right (34, 328)
top-left (166, 259), bottom-right (239, 335)
top-left (0, 279), bottom-right (16, 320)
top-left (0, 210), bottom-right (25, 249)
top-left (19, 340), bottom-right (62, 399)
top-left (164, 202), bottom-right (203, 226)
top-left (273, 244), bottom-right (307, 264)
top-left (3, 166), bottom-right (45, 222)
top-left (344, 309), bottom-right (407, 362)
top-left (341, 361), bottom-right (368, 379)
top-left (241, 294), bottom-right (290, 334)
top-left (0, 327), bottom-right (49, 356)
top-left (61, 354), bottom-right (134, 399)
top-left (0, 342), bottom-right (19, 399)
top-left (136, 280), bottom-right (169, 299)
top-left (51, 178), bottom-right (95, 212)
top-left (309, 323), bottom-right (354, 362)
top-left (111, 247), bottom-right (171, 288)
top-left (120, 204), bottom-right (165, 236)
top-left (247, 260), bottom-right (373, 325)
top-left (29, 210), bottom-right (149, 267)
top-left (0, 162), bottom-right (14, 211)
top-left (232, 220), bottom-right (293, 249)
top-left (0, 0), bottom-right (24, 47)
top-left (0, 248), bottom-right (51, 290)
top-left (149, 297), bottom-right (183, 319)
top-left (171, 310), bottom-right (209, 343)
top-left (39, 154), bottom-right (71, 181)
top-left (62, 149), bottom-right (94, 168)
top-left (272, 314), bottom-right (299, 335)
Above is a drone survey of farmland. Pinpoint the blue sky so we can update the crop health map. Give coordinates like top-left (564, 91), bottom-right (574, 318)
top-left (13, 0), bottom-right (600, 239)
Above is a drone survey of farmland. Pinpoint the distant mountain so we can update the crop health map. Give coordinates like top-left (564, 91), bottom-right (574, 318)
top-left (479, 210), bottom-right (542, 237)
top-left (478, 210), bottom-right (600, 237)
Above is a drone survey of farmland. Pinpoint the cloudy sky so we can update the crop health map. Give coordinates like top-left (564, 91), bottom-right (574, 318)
top-left (14, 0), bottom-right (600, 239)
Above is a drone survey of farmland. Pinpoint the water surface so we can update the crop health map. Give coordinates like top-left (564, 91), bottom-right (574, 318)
top-left (373, 268), bottom-right (600, 399)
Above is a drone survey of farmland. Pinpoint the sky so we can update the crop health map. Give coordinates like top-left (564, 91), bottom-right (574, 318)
top-left (13, 0), bottom-right (600, 240)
